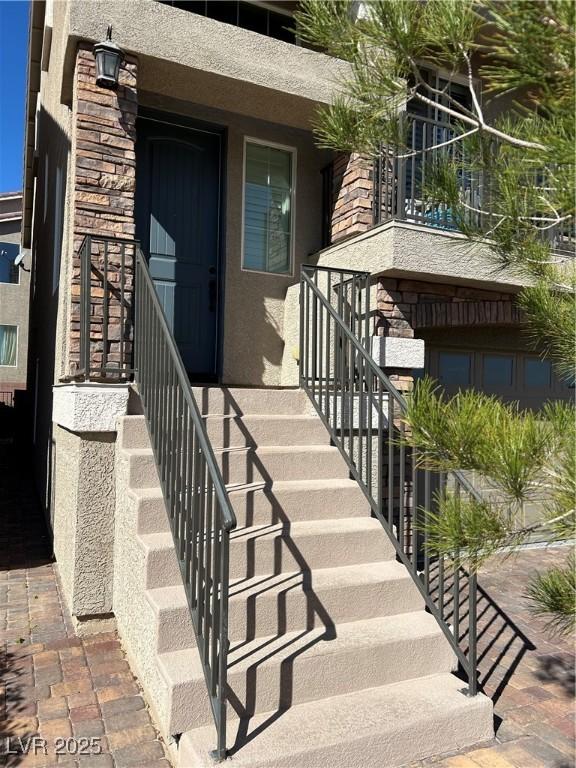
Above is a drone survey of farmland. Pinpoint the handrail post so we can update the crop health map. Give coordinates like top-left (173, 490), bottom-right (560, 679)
top-left (468, 570), bottom-right (478, 696)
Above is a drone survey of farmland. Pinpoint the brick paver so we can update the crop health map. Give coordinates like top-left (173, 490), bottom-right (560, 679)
top-left (0, 443), bottom-right (171, 768)
top-left (413, 546), bottom-right (575, 768)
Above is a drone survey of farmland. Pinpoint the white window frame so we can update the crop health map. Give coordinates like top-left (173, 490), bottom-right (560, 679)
top-left (0, 324), bottom-right (18, 368)
top-left (241, 136), bottom-right (297, 278)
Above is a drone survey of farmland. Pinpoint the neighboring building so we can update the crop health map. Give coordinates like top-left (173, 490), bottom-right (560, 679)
top-left (0, 191), bottom-right (30, 402)
top-left (20, 2), bottom-right (572, 767)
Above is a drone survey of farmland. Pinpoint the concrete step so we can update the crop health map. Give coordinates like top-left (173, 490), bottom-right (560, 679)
top-left (158, 611), bottom-right (456, 734)
top-left (131, 487), bottom-right (168, 535)
top-left (120, 414), bottom-right (150, 450)
top-left (227, 561), bottom-right (423, 644)
top-left (204, 414), bottom-right (329, 448)
top-left (192, 387), bottom-right (307, 416)
top-left (226, 478), bottom-right (370, 527)
top-left (127, 448), bottom-right (159, 489)
top-left (139, 532), bottom-right (180, 589)
top-left (178, 673), bottom-right (494, 768)
top-left (216, 446), bottom-right (349, 485)
top-left (140, 518), bottom-right (393, 589)
top-left (132, 477), bottom-right (370, 535)
top-left (146, 561), bottom-right (423, 653)
top-left (228, 518), bottom-right (394, 580)
top-left (126, 443), bottom-right (349, 490)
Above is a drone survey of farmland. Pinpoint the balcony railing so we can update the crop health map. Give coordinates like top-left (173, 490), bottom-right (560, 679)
top-left (372, 114), bottom-right (575, 255)
top-left (76, 234), bottom-right (135, 381)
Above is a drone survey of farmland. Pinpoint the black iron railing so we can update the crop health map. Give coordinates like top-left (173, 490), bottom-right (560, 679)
top-left (77, 235), bottom-right (235, 757)
top-left (77, 234), bottom-right (135, 380)
top-left (373, 114), bottom-right (489, 231)
top-left (372, 114), bottom-right (575, 256)
top-left (300, 264), bottom-right (481, 695)
top-left (134, 247), bottom-right (236, 760)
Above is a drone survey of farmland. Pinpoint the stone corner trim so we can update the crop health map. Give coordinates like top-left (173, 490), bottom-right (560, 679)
top-left (331, 153), bottom-right (374, 243)
top-left (52, 382), bottom-right (130, 433)
top-left (371, 336), bottom-right (425, 369)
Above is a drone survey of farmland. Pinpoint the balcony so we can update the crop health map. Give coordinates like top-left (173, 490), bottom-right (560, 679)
top-left (317, 113), bottom-right (574, 287)
top-left (371, 114), bottom-right (574, 257)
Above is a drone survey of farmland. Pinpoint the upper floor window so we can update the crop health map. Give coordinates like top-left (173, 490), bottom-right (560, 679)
top-left (0, 325), bottom-right (17, 366)
top-left (242, 139), bottom-right (295, 275)
top-left (161, 1), bottom-right (296, 44)
top-left (0, 243), bottom-right (20, 284)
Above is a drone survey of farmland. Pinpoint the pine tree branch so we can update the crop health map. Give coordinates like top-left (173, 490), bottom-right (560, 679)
top-left (411, 92), bottom-right (547, 150)
top-left (396, 127), bottom-right (479, 158)
top-left (460, 46), bottom-right (485, 124)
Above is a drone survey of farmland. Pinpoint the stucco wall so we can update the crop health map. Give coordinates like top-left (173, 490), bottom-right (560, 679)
top-left (52, 424), bottom-right (116, 623)
top-left (139, 92), bottom-right (330, 386)
top-left (26, 0), bottom-right (75, 514)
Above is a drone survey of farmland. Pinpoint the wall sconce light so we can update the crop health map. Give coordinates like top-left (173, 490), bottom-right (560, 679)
top-left (94, 25), bottom-right (123, 90)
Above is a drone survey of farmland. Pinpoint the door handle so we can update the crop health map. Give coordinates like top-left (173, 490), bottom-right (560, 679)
top-left (209, 279), bottom-right (217, 312)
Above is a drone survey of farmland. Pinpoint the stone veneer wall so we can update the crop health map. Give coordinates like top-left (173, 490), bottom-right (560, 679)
top-left (69, 45), bottom-right (138, 378)
top-left (376, 277), bottom-right (520, 393)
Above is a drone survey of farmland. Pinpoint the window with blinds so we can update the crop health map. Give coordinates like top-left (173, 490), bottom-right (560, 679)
top-left (0, 325), bottom-right (17, 366)
top-left (242, 140), bottom-right (294, 275)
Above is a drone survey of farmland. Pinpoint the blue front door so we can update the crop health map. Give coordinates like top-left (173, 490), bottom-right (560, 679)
top-left (136, 117), bottom-right (222, 379)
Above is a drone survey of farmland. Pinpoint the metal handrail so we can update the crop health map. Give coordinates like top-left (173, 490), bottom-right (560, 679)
top-left (300, 264), bottom-right (480, 694)
top-left (134, 246), bottom-right (236, 759)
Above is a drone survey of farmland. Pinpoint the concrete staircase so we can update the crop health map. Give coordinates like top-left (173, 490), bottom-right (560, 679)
top-left (114, 387), bottom-right (493, 768)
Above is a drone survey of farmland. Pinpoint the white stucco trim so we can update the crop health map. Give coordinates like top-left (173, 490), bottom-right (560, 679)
top-left (372, 337), bottom-right (425, 369)
top-left (52, 382), bottom-right (130, 433)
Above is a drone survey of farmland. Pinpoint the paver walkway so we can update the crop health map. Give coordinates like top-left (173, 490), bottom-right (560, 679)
top-left (1, 440), bottom-right (574, 768)
top-left (0, 442), bottom-right (171, 768)
top-left (414, 545), bottom-right (575, 768)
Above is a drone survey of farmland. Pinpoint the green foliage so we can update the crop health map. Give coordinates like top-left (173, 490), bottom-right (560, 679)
top-left (404, 378), bottom-right (562, 507)
top-left (418, 491), bottom-right (509, 565)
top-left (480, 0), bottom-right (575, 112)
top-left (405, 378), bottom-right (576, 566)
top-left (526, 555), bottom-right (576, 635)
top-left (518, 277), bottom-right (576, 384)
top-left (296, 0), bottom-right (575, 380)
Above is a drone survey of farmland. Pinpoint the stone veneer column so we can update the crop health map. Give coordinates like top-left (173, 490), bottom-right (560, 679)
top-left (330, 153), bottom-right (374, 243)
top-left (69, 44), bottom-right (138, 378)
top-left (375, 278), bottom-right (416, 395)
